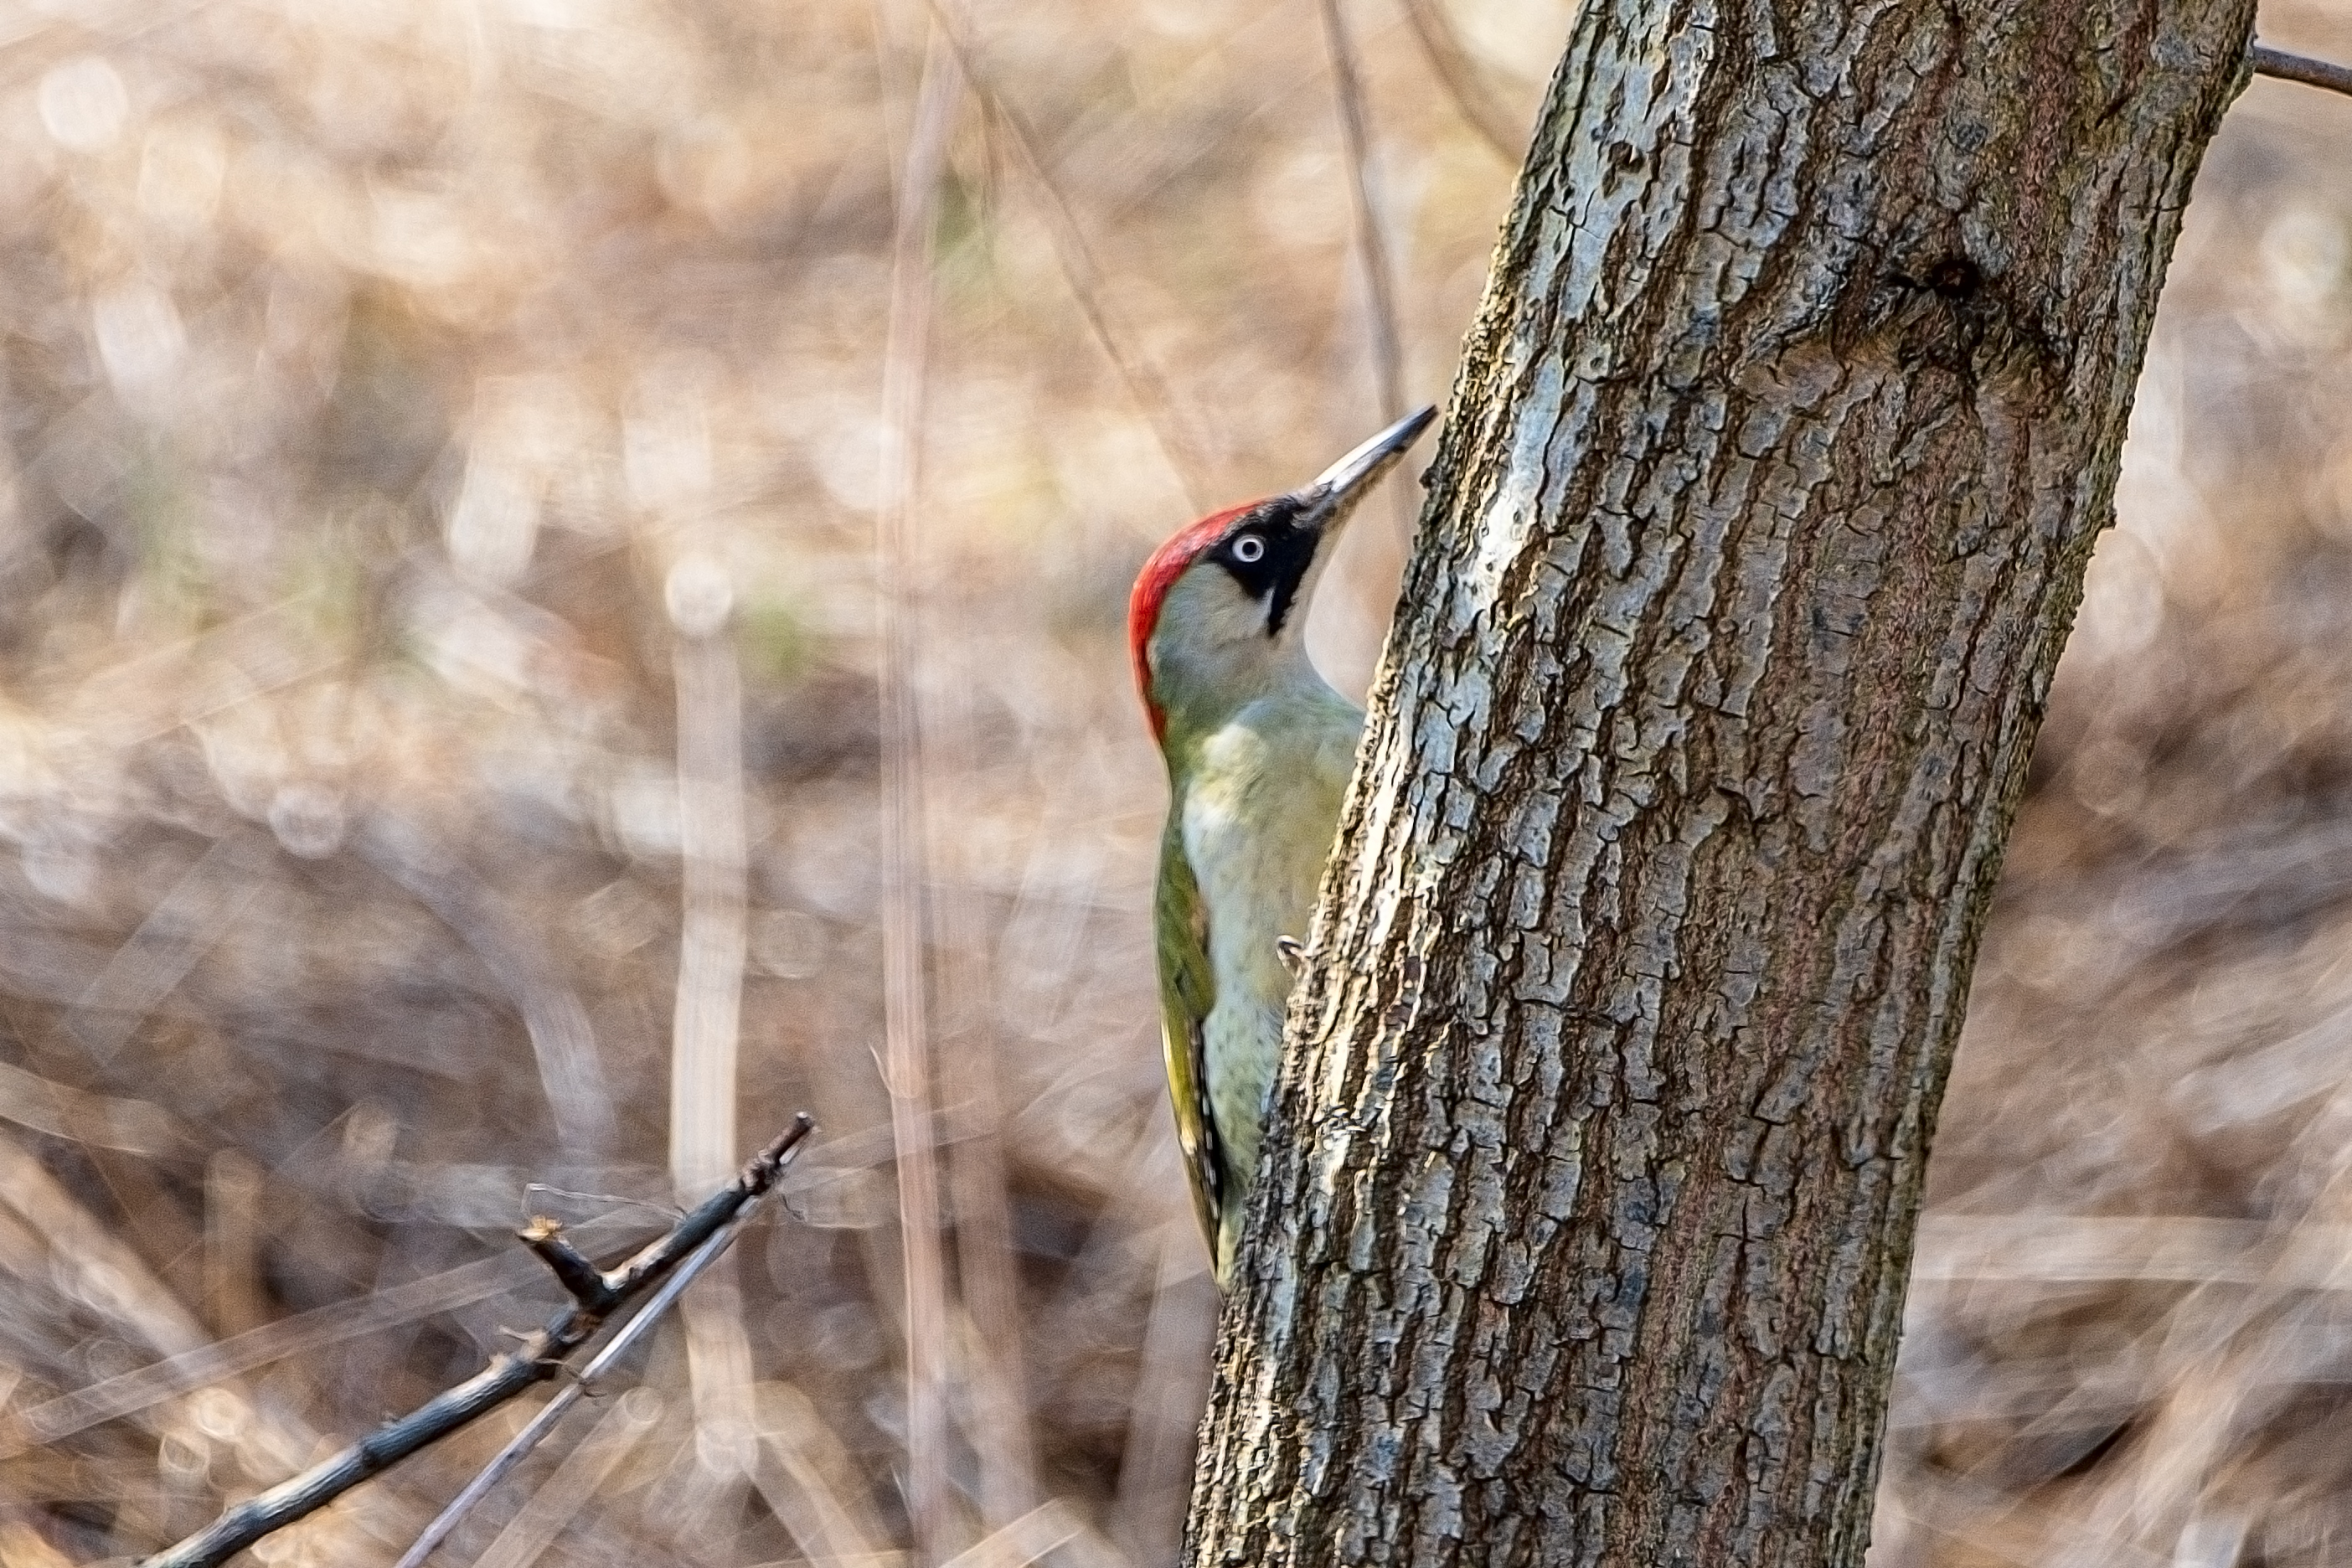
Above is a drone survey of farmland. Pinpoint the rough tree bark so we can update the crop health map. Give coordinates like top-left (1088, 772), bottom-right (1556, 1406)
top-left (1188, 3), bottom-right (2253, 1565)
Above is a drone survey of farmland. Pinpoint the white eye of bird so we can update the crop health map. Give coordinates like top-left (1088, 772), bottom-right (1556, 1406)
top-left (1231, 534), bottom-right (1265, 563)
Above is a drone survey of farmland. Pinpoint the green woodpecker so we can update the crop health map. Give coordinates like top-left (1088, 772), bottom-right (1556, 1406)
top-left (1129, 406), bottom-right (1436, 1282)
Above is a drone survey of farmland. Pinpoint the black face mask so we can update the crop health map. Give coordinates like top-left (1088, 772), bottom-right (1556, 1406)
top-left (1210, 496), bottom-right (1318, 637)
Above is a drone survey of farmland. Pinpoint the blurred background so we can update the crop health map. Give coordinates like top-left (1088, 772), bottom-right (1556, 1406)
top-left (0, 2), bottom-right (2347, 1564)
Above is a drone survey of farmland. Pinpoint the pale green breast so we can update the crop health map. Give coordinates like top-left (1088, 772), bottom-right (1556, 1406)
top-left (1178, 688), bottom-right (1361, 1264)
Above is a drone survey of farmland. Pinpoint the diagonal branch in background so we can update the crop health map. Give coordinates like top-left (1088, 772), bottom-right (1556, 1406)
top-left (2251, 42), bottom-right (2352, 98)
top-left (136, 1116), bottom-right (815, 1568)
top-left (923, 0), bottom-right (1216, 512)
top-left (7, 1252), bottom-right (539, 1452)
top-left (1318, 0), bottom-right (1412, 542)
top-left (1395, 0), bottom-right (1525, 162)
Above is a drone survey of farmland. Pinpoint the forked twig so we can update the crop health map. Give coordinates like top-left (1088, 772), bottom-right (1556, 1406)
top-left (136, 1116), bottom-right (817, 1568)
top-left (2251, 43), bottom-right (2352, 99)
top-left (393, 1208), bottom-right (748, 1566)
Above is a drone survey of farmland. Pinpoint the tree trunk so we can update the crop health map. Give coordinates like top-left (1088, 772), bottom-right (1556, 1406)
top-left (1186, 4), bottom-right (2253, 1565)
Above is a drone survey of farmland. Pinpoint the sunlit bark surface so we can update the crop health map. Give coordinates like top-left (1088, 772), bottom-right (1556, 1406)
top-left (1187, 3), bottom-right (2255, 1564)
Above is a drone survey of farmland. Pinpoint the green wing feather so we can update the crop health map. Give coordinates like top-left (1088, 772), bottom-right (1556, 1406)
top-left (1153, 808), bottom-right (1225, 1256)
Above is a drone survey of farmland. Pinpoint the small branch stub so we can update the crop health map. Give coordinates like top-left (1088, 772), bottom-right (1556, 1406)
top-left (518, 1217), bottom-right (616, 1313)
top-left (2251, 43), bottom-right (2352, 98)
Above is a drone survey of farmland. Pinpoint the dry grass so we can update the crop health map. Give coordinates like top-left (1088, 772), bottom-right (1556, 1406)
top-left (0, 3), bottom-right (2347, 1565)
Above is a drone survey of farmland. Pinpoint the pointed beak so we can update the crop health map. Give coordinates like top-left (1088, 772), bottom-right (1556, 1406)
top-left (1289, 405), bottom-right (1438, 539)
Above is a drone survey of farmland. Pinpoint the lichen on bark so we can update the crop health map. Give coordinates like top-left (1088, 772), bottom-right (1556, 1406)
top-left (1185, 3), bottom-right (2257, 1565)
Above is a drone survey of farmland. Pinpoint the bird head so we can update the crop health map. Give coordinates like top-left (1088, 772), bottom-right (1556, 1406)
top-left (1129, 406), bottom-right (1436, 744)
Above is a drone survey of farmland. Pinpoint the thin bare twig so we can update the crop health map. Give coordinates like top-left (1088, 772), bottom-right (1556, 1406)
top-left (1318, 0), bottom-right (1411, 541)
top-left (937, 912), bottom-right (1040, 1527)
top-left (2251, 43), bottom-right (2352, 99)
top-left (921, 554), bottom-right (1039, 1521)
top-left (666, 557), bottom-right (757, 1502)
top-left (1395, 0), bottom-right (1524, 161)
top-left (668, 576), bottom-right (749, 1198)
top-left (136, 1116), bottom-right (816, 1568)
top-left (203, 1150), bottom-right (267, 1342)
top-left (879, 21), bottom-right (962, 1565)
top-left (394, 1205), bottom-right (753, 1567)
top-left (922, 0), bottom-right (1215, 511)
top-left (9, 1125), bottom-right (980, 1449)
top-left (912, 126), bottom-right (1038, 1509)
top-left (1109, 1215), bottom-right (1218, 1566)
